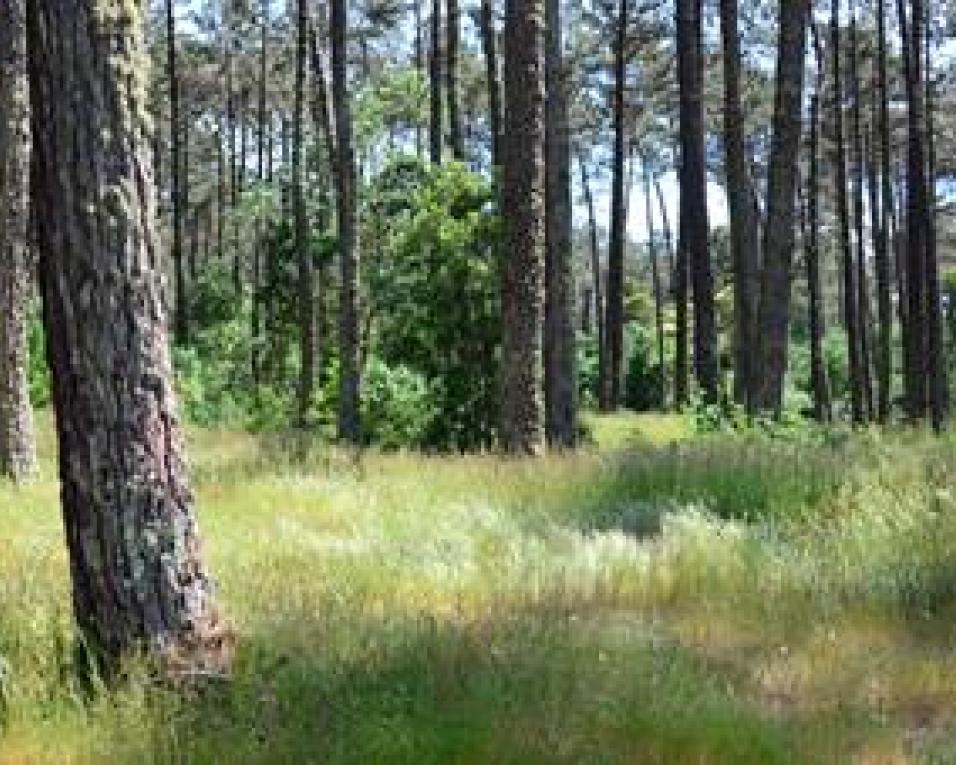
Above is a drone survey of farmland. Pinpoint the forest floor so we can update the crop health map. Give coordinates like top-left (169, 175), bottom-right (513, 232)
top-left (3, 414), bottom-right (956, 763)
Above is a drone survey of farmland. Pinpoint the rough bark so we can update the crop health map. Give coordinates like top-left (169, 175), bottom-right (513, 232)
top-left (27, 0), bottom-right (231, 677)
top-left (0, 0), bottom-right (37, 482)
top-left (500, 0), bottom-right (546, 454)
top-left (753, 0), bottom-right (810, 413)
top-left (603, 0), bottom-right (628, 411)
top-left (719, 0), bottom-right (759, 409)
top-left (876, 0), bottom-right (895, 421)
top-left (543, 0), bottom-right (576, 446)
top-left (332, 0), bottom-right (361, 443)
top-left (480, 0), bottom-right (502, 170)
top-left (644, 162), bottom-right (667, 411)
top-left (677, 0), bottom-right (717, 402)
top-left (166, 0), bottom-right (187, 345)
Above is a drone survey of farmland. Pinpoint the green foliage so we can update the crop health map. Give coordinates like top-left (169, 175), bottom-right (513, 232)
top-left (366, 157), bottom-right (502, 450)
top-left (624, 322), bottom-right (665, 412)
top-left (361, 357), bottom-right (435, 450)
top-left (26, 311), bottom-right (50, 409)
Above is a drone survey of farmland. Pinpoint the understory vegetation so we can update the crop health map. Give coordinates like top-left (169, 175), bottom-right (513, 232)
top-left (4, 414), bottom-right (956, 763)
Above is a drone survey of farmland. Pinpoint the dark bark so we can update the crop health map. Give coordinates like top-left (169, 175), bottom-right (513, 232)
top-left (27, 0), bottom-right (231, 676)
top-left (644, 162), bottom-right (667, 411)
top-left (0, 0), bottom-right (37, 481)
top-left (500, 0), bottom-right (546, 454)
top-left (446, 0), bottom-right (463, 159)
top-left (753, 0), bottom-right (810, 413)
top-left (677, 0), bottom-right (717, 402)
top-left (480, 0), bottom-right (502, 170)
top-left (807, 24), bottom-right (832, 422)
top-left (167, 0), bottom-right (187, 345)
top-left (544, 0), bottom-right (576, 446)
top-left (603, 0), bottom-right (628, 411)
top-left (429, 0), bottom-right (443, 164)
top-left (578, 152), bottom-right (605, 405)
top-left (332, 0), bottom-right (361, 442)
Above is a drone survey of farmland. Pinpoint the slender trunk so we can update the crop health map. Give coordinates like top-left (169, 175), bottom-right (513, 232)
top-left (446, 0), bottom-right (463, 159)
top-left (677, 0), bottom-right (717, 402)
top-left (252, 0), bottom-right (267, 387)
top-left (603, 0), bottom-right (628, 411)
top-left (868, 126), bottom-right (892, 423)
top-left (808, 31), bottom-right (832, 422)
top-left (754, 0), bottom-right (810, 413)
top-left (332, 0), bottom-right (361, 442)
top-left (167, 0), bottom-right (187, 345)
top-left (500, 0), bottom-right (546, 454)
top-left (877, 0), bottom-right (896, 419)
top-left (544, 0), bottom-right (575, 446)
top-left (429, 0), bottom-right (443, 164)
top-left (480, 0), bottom-right (502, 170)
top-left (833, 0), bottom-right (864, 424)
top-left (0, 0), bottom-right (37, 481)
top-left (719, 0), bottom-right (759, 409)
top-left (653, 176), bottom-right (676, 290)
top-left (415, 0), bottom-right (424, 157)
top-left (27, 0), bottom-right (230, 677)
top-left (924, 4), bottom-right (946, 429)
top-left (578, 152), bottom-right (605, 404)
top-left (644, 162), bottom-right (667, 411)
top-left (849, 10), bottom-right (874, 420)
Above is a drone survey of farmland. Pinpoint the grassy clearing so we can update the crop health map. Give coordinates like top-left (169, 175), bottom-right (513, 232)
top-left (3, 413), bottom-right (956, 763)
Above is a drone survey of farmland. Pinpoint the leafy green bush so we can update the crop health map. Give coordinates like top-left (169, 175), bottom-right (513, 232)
top-left (624, 322), bottom-right (665, 412)
top-left (361, 357), bottom-right (435, 449)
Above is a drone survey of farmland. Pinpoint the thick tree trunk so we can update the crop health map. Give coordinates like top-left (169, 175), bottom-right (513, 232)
top-left (332, 0), bottom-right (361, 443)
top-left (446, 0), bottom-right (463, 159)
top-left (294, 0), bottom-right (315, 427)
top-left (544, 0), bottom-right (575, 446)
top-left (833, 0), bottom-right (864, 424)
top-left (27, 0), bottom-right (230, 676)
top-left (480, 0), bottom-right (502, 170)
top-left (0, 0), bottom-right (37, 482)
top-left (753, 0), bottom-right (810, 413)
top-left (429, 0), bottom-right (443, 164)
top-left (500, 0), bottom-right (546, 454)
top-left (719, 0), bottom-right (759, 410)
top-left (603, 0), bottom-right (628, 411)
top-left (677, 0), bottom-right (717, 402)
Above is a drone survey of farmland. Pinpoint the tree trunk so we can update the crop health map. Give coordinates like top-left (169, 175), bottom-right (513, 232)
top-left (500, 0), bottom-right (546, 454)
top-left (719, 0), bottom-right (759, 410)
top-left (833, 0), bottom-right (864, 424)
top-left (644, 162), bottom-right (667, 411)
top-left (167, 0), bottom-right (187, 345)
top-left (332, 0), bottom-right (361, 443)
top-left (544, 0), bottom-right (576, 446)
top-left (0, 0), bottom-right (37, 482)
top-left (603, 0), bottom-right (628, 411)
top-left (807, 25), bottom-right (832, 422)
top-left (849, 10), bottom-right (874, 420)
top-left (294, 0), bottom-right (314, 427)
top-left (480, 0), bottom-right (502, 170)
top-left (446, 0), bottom-right (463, 159)
top-left (753, 0), bottom-right (810, 413)
top-left (578, 152), bottom-right (605, 406)
top-left (653, 176), bottom-right (676, 292)
top-left (677, 0), bottom-right (717, 402)
top-left (429, 0), bottom-right (443, 164)
top-left (27, 0), bottom-right (230, 677)
top-left (924, 4), bottom-right (946, 430)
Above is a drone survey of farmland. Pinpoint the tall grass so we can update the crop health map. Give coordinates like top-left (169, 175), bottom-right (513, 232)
top-left (2, 415), bottom-right (956, 763)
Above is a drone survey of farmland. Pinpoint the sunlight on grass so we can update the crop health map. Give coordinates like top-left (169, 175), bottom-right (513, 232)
top-left (3, 414), bottom-right (956, 762)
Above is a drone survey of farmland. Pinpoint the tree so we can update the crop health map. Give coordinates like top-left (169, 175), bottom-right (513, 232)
top-left (644, 160), bottom-right (666, 411)
top-left (676, 0), bottom-right (717, 402)
top-left (0, 0), bottom-right (37, 482)
top-left (167, 0), bottom-right (188, 345)
top-left (27, 0), bottom-right (230, 675)
top-left (429, 0), bottom-right (442, 164)
top-left (500, 0), bottom-right (546, 454)
top-left (578, 150), bottom-right (605, 404)
top-left (480, 0), bottom-right (502, 169)
top-left (753, 0), bottom-right (810, 413)
top-left (603, 0), bottom-right (628, 411)
top-left (544, 0), bottom-right (576, 446)
top-left (332, 0), bottom-right (361, 443)
top-left (719, 0), bottom-right (759, 409)
top-left (446, 0), bottom-right (463, 159)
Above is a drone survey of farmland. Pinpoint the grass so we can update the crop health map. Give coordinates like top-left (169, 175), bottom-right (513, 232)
top-left (3, 413), bottom-right (956, 762)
